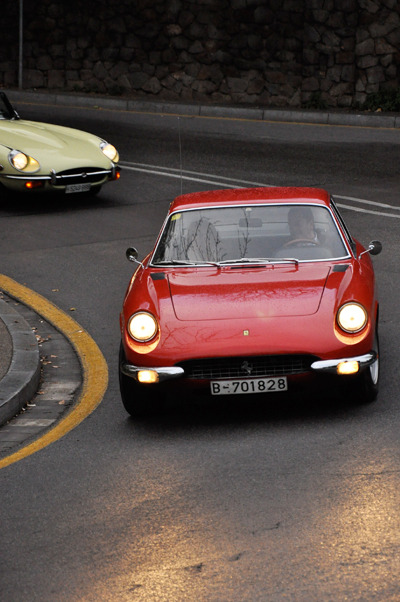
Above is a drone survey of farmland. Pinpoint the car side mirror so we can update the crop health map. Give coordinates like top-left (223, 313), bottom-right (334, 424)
top-left (126, 247), bottom-right (145, 269)
top-left (126, 247), bottom-right (139, 262)
top-left (358, 240), bottom-right (382, 260)
top-left (368, 240), bottom-right (382, 256)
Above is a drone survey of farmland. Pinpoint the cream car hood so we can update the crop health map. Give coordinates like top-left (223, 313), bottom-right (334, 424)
top-left (0, 119), bottom-right (110, 171)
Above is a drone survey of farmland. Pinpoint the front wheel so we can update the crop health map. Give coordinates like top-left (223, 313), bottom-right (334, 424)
top-left (354, 332), bottom-right (380, 404)
top-left (119, 343), bottom-right (166, 418)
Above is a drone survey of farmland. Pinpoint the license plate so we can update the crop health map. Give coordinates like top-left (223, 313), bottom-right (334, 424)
top-left (210, 377), bottom-right (288, 396)
top-left (65, 183), bottom-right (91, 194)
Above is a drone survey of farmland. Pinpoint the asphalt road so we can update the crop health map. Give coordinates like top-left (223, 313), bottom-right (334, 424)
top-left (0, 99), bottom-right (399, 601)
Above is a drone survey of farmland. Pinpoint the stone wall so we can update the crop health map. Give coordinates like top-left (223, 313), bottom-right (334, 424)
top-left (0, 0), bottom-right (399, 108)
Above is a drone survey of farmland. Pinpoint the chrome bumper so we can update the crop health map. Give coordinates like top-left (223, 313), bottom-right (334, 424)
top-left (121, 361), bottom-right (184, 382)
top-left (311, 351), bottom-right (377, 374)
top-left (1, 164), bottom-right (119, 183)
top-left (122, 351), bottom-right (377, 383)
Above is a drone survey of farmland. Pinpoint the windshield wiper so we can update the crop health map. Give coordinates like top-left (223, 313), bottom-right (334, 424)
top-left (153, 259), bottom-right (195, 265)
top-left (218, 257), bottom-right (272, 265)
top-left (153, 257), bottom-right (299, 268)
top-left (219, 257), bottom-right (299, 266)
top-left (153, 259), bottom-right (220, 267)
top-left (271, 257), bottom-right (299, 265)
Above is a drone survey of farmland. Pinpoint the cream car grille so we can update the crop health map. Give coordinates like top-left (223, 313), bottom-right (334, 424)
top-left (50, 167), bottom-right (112, 185)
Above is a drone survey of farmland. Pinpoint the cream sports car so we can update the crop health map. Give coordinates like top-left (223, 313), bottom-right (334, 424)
top-left (0, 92), bottom-right (120, 194)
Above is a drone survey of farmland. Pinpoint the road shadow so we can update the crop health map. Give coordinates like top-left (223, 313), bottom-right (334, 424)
top-left (0, 189), bottom-right (114, 215)
top-left (123, 388), bottom-right (377, 437)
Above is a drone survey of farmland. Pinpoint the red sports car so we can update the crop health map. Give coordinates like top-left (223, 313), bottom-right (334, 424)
top-left (119, 187), bottom-right (382, 417)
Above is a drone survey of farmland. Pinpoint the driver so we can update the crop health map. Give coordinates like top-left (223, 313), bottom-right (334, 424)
top-left (285, 206), bottom-right (318, 246)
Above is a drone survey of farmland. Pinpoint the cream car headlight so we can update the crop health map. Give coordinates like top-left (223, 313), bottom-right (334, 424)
top-left (337, 303), bottom-right (368, 333)
top-left (128, 312), bottom-right (158, 342)
top-left (9, 149), bottom-right (40, 173)
top-left (100, 141), bottom-right (119, 162)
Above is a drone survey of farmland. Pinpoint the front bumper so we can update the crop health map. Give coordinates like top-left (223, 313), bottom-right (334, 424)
top-left (120, 361), bottom-right (184, 383)
top-left (121, 351), bottom-right (377, 383)
top-left (311, 351), bottom-right (377, 374)
top-left (0, 164), bottom-right (120, 190)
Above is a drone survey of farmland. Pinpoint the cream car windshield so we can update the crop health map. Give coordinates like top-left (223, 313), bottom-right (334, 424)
top-left (152, 204), bottom-right (350, 265)
top-left (0, 94), bottom-right (16, 120)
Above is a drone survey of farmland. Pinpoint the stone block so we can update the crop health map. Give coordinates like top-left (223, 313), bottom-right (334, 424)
top-left (357, 55), bottom-right (379, 69)
top-left (48, 70), bottom-right (65, 88)
top-left (225, 76), bottom-right (248, 93)
top-left (192, 79), bottom-right (218, 94)
top-left (366, 65), bottom-right (385, 84)
top-left (356, 37), bottom-right (375, 56)
top-left (330, 81), bottom-right (352, 96)
top-left (93, 61), bottom-right (108, 80)
top-left (265, 70), bottom-right (287, 84)
top-left (341, 64), bottom-right (356, 82)
top-left (25, 69), bottom-right (45, 88)
top-left (336, 51), bottom-right (355, 64)
top-left (142, 76), bottom-right (162, 94)
top-left (302, 76), bottom-right (320, 91)
top-left (3, 71), bottom-right (17, 86)
top-left (247, 77), bottom-right (265, 94)
top-left (128, 71), bottom-right (149, 89)
top-left (375, 40), bottom-right (397, 55)
top-left (37, 55), bottom-right (53, 71)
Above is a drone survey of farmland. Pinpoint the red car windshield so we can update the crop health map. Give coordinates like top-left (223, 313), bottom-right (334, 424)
top-left (152, 204), bottom-right (349, 264)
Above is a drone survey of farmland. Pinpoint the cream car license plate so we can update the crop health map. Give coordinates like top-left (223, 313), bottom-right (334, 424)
top-left (211, 377), bottom-right (288, 395)
top-left (65, 183), bottom-right (91, 194)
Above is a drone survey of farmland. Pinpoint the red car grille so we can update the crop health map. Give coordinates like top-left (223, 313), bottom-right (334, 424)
top-left (178, 355), bottom-right (317, 380)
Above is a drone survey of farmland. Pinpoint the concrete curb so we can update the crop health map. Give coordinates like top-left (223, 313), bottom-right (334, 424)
top-left (0, 297), bottom-right (41, 426)
top-left (5, 89), bottom-right (400, 129)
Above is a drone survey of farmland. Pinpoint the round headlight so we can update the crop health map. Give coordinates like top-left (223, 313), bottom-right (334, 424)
top-left (337, 303), bottom-right (368, 333)
top-left (10, 150), bottom-right (28, 170)
top-left (128, 312), bottom-right (158, 342)
top-left (100, 141), bottom-right (119, 162)
top-left (9, 150), bottom-right (40, 172)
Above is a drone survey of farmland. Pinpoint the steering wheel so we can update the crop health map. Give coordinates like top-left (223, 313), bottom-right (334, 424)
top-left (283, 238), bottom-right (319, 248)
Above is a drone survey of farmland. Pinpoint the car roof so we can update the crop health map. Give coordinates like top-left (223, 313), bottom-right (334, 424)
top-left (169, 187), bottom-right (331, 213)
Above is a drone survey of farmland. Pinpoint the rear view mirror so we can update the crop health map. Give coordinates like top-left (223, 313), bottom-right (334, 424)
top-left (368, 240), bottom-right (382, 256)
top-left (126, 247), bottom-right (139, 262)
top-left (358, 240), bottom-right (382, 260)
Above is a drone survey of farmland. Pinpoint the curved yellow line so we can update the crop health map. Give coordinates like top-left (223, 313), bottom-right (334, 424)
top-left (0, 275), bottom-right (108, 469)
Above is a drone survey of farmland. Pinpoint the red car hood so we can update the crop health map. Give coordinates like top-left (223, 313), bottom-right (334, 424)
top-left (168, 264), bottom-right (331, 321)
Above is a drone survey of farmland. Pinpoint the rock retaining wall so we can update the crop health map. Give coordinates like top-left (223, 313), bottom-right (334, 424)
top-left (1, 0), bottom-right (399, 108)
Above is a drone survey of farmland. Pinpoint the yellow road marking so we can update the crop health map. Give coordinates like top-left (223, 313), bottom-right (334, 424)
top-left (0, 275), bottom-right (108, 469)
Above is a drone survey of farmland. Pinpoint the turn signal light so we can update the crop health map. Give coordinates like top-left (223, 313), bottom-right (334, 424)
top-left (25, 181), bottom-right (44, 190)
top-left (337, 361), bottom-right (359, 375)
top-left (137, 370), bottom-right (159, 384)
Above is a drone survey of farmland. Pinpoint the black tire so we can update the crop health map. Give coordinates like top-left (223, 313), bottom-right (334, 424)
top-left (354, 331), bottom-right (380, 404)
top-left (119, 343), bottom-right (165, 418)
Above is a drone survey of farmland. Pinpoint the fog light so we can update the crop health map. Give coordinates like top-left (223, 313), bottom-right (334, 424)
top-left (337, 361), bottom-right (359, 375)
top-left (137, 370), bottom-right (159, 384)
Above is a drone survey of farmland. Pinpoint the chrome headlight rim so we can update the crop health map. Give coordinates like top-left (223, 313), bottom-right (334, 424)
top-left (100, 140), bottom-right (119, 162)
top-left (128, 311), bottom-right (158, 343)
top-left (8, 149), bottom-right (40, 173)
top-left (337, 302), bottom-right (368, 334)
